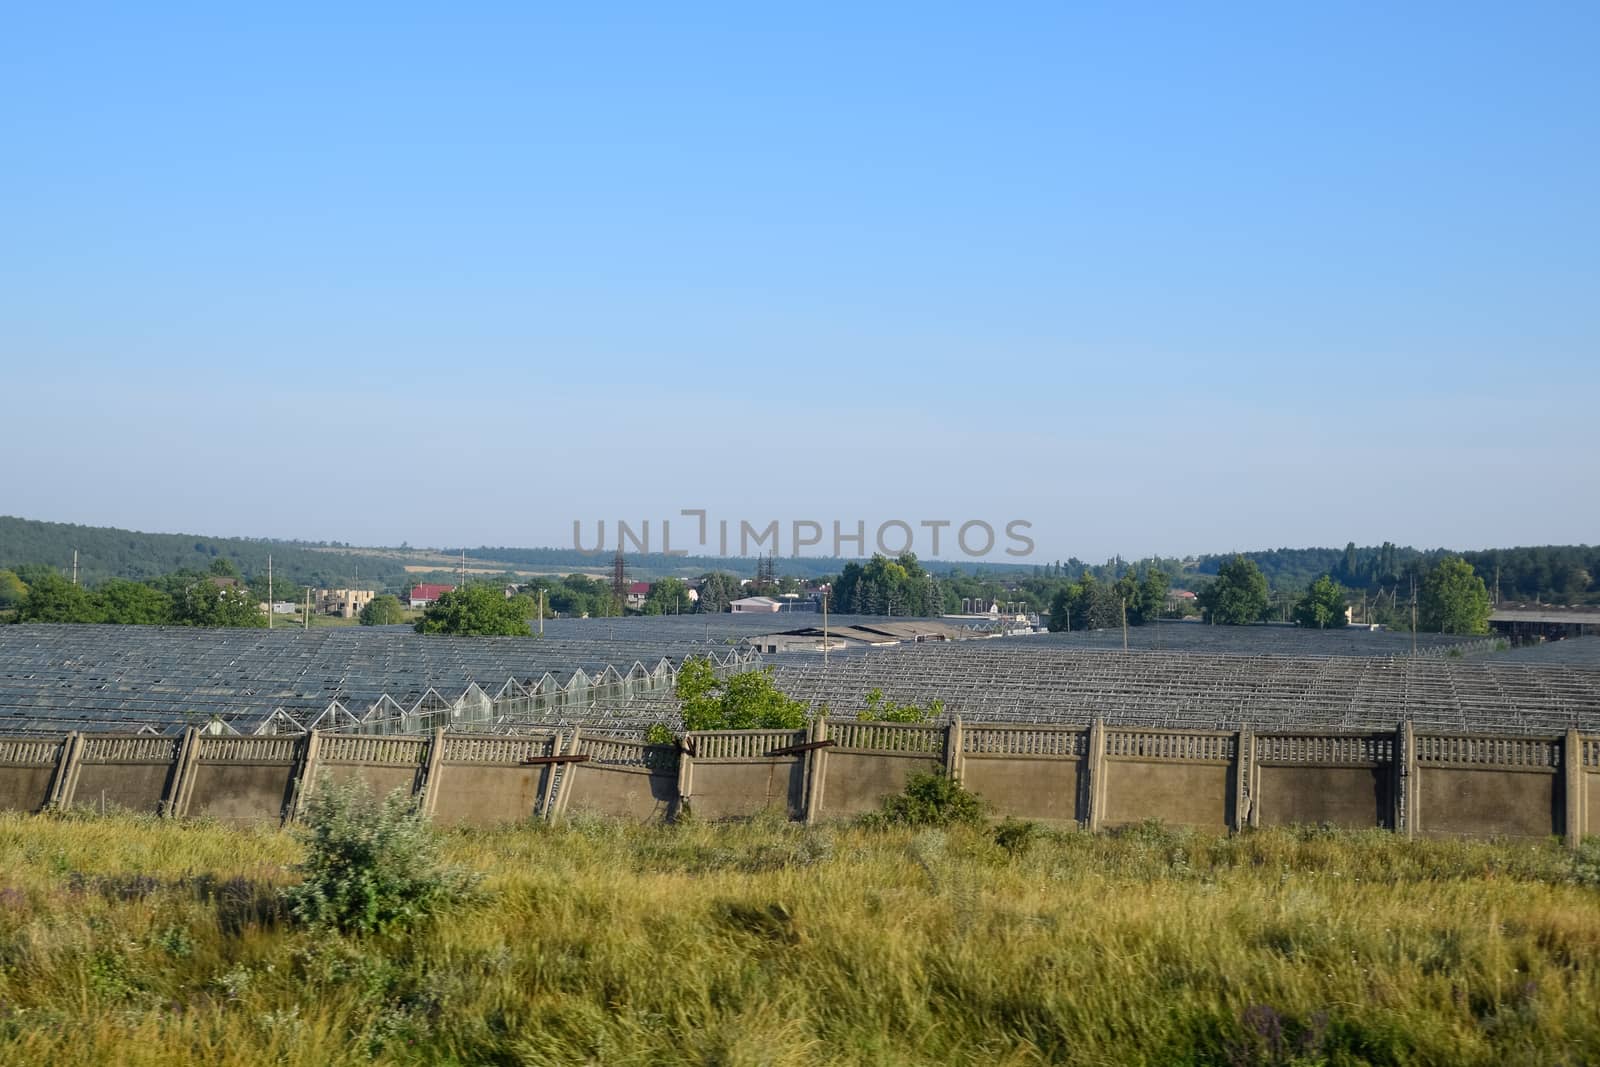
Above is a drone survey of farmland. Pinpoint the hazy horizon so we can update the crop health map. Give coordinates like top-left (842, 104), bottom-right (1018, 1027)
top-left (4, 5), bottom-right (1596, 561)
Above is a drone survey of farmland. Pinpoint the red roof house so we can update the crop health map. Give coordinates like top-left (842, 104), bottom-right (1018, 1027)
top-left (408, 583), bottom-right (455, 607)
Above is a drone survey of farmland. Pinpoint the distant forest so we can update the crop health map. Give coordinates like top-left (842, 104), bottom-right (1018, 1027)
top-left (463, 545), bottom-right (1036, 581)
top-left (0, 516), bottom-right (411, 591)
top-left (1189, 543), bottom-right (1597, 604)
top-left (1, 516), bottom-right (1594, 607)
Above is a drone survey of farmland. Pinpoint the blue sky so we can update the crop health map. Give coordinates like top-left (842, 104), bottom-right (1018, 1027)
top-left (3, 3), bottom-right (1596, 562)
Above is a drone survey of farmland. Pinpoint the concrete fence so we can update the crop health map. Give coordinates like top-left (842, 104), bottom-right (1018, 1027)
top-left (0, 719), bottom-right (1595, 845)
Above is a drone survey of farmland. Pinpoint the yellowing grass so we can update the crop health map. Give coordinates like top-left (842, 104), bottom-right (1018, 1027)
top-left (1, 812), bottom-right (1598, 1065)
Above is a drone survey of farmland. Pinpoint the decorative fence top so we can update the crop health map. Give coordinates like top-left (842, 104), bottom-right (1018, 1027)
top-left (441, 733), bottom-right (559, 764)
top-left (80, 735), bottom-right (181, 763)
top-left (1413, 735), bottom-right (1561, 769)
top-left (576, 735), bottom-right (679, 772)
top-left (0, 737), bottom-right (67, 765)
top-left (321, 735), bottom-right (429, 765)
top-left (1105, 729), bottom-right (1237, 763)
top-left (195, 736), bottom-right (301, 763)
top-left (827, 720), bottom-right (945, 755)
top-left (689, 729), bottom-right (808, 760)
top-left (1254, 734), bottom-right (1393, 766)
top-left (963, 724), bottom-right (1087, 758)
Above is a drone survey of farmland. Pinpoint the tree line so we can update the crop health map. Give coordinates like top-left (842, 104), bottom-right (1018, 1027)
top-left (1196, 554), bottom-right (1494, 634)
top-left (5, 560), bottom-right (271, 628)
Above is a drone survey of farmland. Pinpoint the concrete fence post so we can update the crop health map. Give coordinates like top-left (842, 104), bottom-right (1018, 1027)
top-left (418, 727), bottom-right (447, 819)
top-left (290, 728), bottom-right (323, 822)
top-left (676, 732), bottom-right (696, 813)
top-left (1085, 718), bottom-right (1107, 831)
top-left (804, 716), bottom-right (828, 825)
top-left (551, 727), bottom-right (582, 820)
top-left (538, 730), bottom-right (564, 819)
top-left (1395, 720), bottom-right (1416, 840)
top-left (1564, 728), bottom-right (1584, 849)
top-left (945, 717), bottom-right (964, 785)
top-left (46, 732), bottom-right (83, 811)
top-left (164, 726), bottom-right (203, 819)
top-left (1234, 725), bottom-right (1254, 831)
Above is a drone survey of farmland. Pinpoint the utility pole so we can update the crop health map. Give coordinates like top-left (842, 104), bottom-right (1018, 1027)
top-left (304, 586), bottom-right (311, 631)
top-left (268, 554), bottom-right (273, 630)
top-left (538, 589), bottom-right (545, 637)
top-left (71, 549), bottom-right (78, 586)
top-left (1121, 597), bottom-right (1129, 652)
top-left (1410, 575), bottom-right (1418, 656)
top-left (822, 590), bottom-right (830, 668)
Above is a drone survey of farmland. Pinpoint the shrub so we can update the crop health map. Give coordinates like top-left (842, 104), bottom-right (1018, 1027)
top-left (994, 817), bottom-right (1040, 858)
top-left (855, 688), bottom-right (944, 724)
top-left (281, 778), bottom-right (481, 936)
top-left (676, 657), bottom-right (808, 731)
top-left (867, 770), bottom-right (985, 829)
top-left (1573, 837), bottom-right (1600, 887)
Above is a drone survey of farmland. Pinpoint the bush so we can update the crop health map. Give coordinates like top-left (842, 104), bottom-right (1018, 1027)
top-left (855, 688), bottom-right (943, 723)
top-left (676, 657), bottom-right (808, 731)
top-left (281, 778), bottom-right (481, 936)
top-left (643, 723), bottom-right (677, 746)
top-left (1573, 837), bottom-right (1600, 887)
top-left (867, 770), bottom-right (985, 829)
top-left (993, 817), bottom-right (1040, 857)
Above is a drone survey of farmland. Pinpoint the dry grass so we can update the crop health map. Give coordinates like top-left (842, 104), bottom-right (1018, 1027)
top-left (1, 812), bottom-right (1598, 1065)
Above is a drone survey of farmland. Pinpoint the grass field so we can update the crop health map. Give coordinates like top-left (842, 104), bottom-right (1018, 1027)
top-left (1, 813), bottom-right (1598, 1065)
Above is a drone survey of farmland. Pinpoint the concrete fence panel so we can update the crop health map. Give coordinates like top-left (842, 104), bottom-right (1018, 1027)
top-left (61, 734), bottom-right (183, 816)
top-left (0, 736), bottom-right (70, 814)
top-left (812, 720), bottom-right (945, 819)
top-left (559, 735), bottom-right (679, 822)
top-left (1253, 733), bottom-right (1393, 830)
top-left (312, 733), bottom-right (430, 804)
top-left (426, 732), bottom-right (563, 828)
top-left (1413, 734), bottom-right (1563, 840)
top-left (959, 724), bottom-right (1088, 826)
top-left (1099, 728), bottom-right (1236, 830)
top-left (173, 735), bottom-right (302, 827)
top-left (681, 728), bottom-right (809, 821)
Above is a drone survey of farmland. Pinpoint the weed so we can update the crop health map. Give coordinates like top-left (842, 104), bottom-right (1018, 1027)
top-left (281, 777), bottom-right (482, 936)
top-left (863, 770), bottom-right (985, 829)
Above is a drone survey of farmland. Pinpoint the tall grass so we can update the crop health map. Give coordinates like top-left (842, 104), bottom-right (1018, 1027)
top-left (1, 811), bottom-right (1598, 1065)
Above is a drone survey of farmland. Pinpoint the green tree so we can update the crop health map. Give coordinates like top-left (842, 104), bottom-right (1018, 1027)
top-left (1419, 557), bottom-right (1492, 634)
top-left (247, 574), bottom-right (305, 611)
top-left (359, 594), bottom-right (408, 626)
top-left (96, 579), bottom-right (174, 625)
top-left (675, 657), bottom-right (808, 731)
top-left (1137, 568), bottom-right (1171, 622)
top-left (1197, 554), bottom-right (1270, 625)
top-left (642, 577), bottom-right (689, 615)
top-left (172, 577), bottom-right (266, 628)
top-left (1047, 573), bottom-right (1121, 631)
top-left (16, 571), bottom-right (102, 623)
top-left (415, 584), bottom-right (533, 636)
top-left (0, 570), bottom-right (27, 609)
top-left (693, 572), bottom-right (741, 614)
top-left (1293, 574), bottom-right (1347, 629)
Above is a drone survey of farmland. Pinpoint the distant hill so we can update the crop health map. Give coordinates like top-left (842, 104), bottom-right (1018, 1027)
top-left (3, 516), bottom-right (1593, 603)
top-left (460, 546), bottom-right (1039, 580)
top-left (0, 516), bottom-right (412, 591)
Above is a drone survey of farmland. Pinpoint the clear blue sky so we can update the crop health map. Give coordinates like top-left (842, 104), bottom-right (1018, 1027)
top-left (3, 3), bottom-right (1596, 562)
